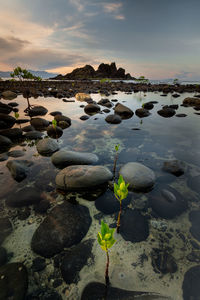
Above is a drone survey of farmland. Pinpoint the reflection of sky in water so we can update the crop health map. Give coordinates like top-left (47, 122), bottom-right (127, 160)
top-left (1, 91), bottom-right (200, 198)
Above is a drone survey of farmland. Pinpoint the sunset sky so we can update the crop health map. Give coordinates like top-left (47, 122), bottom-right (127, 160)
top-left (0, 0), bottom-right (200, 80)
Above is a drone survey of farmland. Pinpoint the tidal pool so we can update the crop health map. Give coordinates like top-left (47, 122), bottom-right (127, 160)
top-left (0, 90), bottom-right (200, 299)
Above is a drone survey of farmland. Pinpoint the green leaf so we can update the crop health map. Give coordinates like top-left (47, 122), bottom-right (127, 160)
top-left (101, 220), bottom-right (108, 238)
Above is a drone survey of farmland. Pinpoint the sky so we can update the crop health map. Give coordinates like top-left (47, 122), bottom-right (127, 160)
top-left (0, 0), bottom-right (200, 80)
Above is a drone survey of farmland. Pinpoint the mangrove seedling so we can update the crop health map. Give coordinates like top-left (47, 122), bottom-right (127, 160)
top-left (114, 175), bottom-right (129, 233)
top-left (113, 144), bottom-right (120, 180)
top-left (52, 119), bottom-right (57, 129)
top-left (97, 221), bottom-right (116, 286)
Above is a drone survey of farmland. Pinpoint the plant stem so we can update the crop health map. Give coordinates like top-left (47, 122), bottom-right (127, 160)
top-left (113, 152), bottom-right (118, 181)
top-left (105, 249), bottom-right (110, 286)
top-left (117, 200), bottom-right (122, 233)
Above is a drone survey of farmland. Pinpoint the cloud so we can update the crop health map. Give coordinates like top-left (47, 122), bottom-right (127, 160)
top-left (69, 0), bottom-right (85, 12)
top-left (115, 15), bottom-right (125, 20)
top-left (0, 36), bottom-right (30, 53)
top-left (103, 2), bottom-right (122, 13)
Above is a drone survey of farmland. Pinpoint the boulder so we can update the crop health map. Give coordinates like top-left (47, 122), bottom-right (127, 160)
top-left (105, 114), bottom-right (122, 124)
top-left (135, 108), bottom-right (151, 118)
top-left (1, 90), bottom-right (17, 100)
top-left (80, 115), bottom-right (90, 121)
top-left (51, 149), bottom-right (98, 168)
top-left (143, 102), bottom-right (154, 110)
top-left (0, 128), bottom-right (23, 140)
top-left (54, 114), bottom-right (71, 127)
top-left (0, 247), bottom-right (7, 267)
top-left (0, 135), bottom-right (12, 152)
top-left (47, 125), bottom-right (63, 139)
top-left (31, 202), bottom-right (92, 257)
top-left (36, 138), bottom-right (59, 156)
top-left (56, 165), bottom-right (112, 191)
top-left (183, 97), bottom-right (200, 106)
top-left (22, 125), bottom-right (35, 132)
top-left (84, 104), bottom-right (101, 115)
top-left (0, 102), bottom-right (13, 114)
top-left (30, 118), bottom-right (49, 130)
top-left (114, 103), bottom-right (134, 119)
top-left (61, 240), bottom-right (93, 284)
top-left (27, 105), bottom-right (48, 117)
top-left (75, 93), bottom-right (92, 102)
top-left (0, 113), bottom-right (15, 129)
top-left (119, 162), bottom-right (155, 191)
top-left (24, 130), bottom-right (43, 140)
top-left (157, 108), bottom-right (175, 118)
top-left (0, 263), bottom-right (28, 300)
top-left (0, 218), bottom-right (12, 245)
top-left (6, 159), bottom-right (33, 182)
top-left (182, 265), bottom-right (200, 300)
top-left (8, 150), bottom-right (25, 158)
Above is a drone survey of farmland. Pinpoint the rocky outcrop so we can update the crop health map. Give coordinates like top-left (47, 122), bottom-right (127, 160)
top-left (51, 62), bottom-right (134, 80)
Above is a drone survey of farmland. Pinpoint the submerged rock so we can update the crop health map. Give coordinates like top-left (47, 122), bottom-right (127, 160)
top-left (119, 162), bottom-right (155, 191)
top-left (162, 160), bottom-right (185, 176)
top-left (6, 159), bottom-right (33, 182)
top-left (6, 187), bottom-right (42, 207)
top-left (0, 247), bottom-right (7, 267)
top-left (31, 202), bottom-right (92, 257)
top-left (51, 149), bottom-right (98, 168)
top-left (56, 165), bottom-right (112, 191)
top-left (182, 265), bottom-right (200, 300)
top-left (0, 263), bottom-right (28, 300)
top-left (61, 240), bottom-right (93, 284)
top-left (36, 138), bottom-right (59, 156)
top-left (189, 211), bottom-right (200, 242)
top-left (120, 209), bottom-right (149, 242)
top-left (81, 282), bottom-right (171, 299)
top-left (0, 218), bottom-right (12, 245)
top-left (114, 103), bottom-right (134, 119)
top-left (151, 248), bottom-right (177, 274)
top-left (150, 187), bottom-right (188, 219)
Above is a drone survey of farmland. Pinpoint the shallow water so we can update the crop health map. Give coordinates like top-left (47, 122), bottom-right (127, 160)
top-left (0, 91), bottom-right (200, 299)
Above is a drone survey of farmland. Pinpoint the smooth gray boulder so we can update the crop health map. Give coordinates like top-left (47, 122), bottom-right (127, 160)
top-left (51, 149), bottom-right (98, 168)
top-left (56, 165), bottom-right (112, 191)
top-left (6, 159), bottom-right (33, 182)
top-left (1, 91), bottom-right (17, 100)
top-left (36, 138), bottom-right (59, 156)
top-left (119, 162), bottom-right (155, 191)
top-left (114, 103), bottom-right (134, 119)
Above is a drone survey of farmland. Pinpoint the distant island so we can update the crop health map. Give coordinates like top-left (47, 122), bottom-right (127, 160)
top-left (51, 62), bottom-right (135, 80)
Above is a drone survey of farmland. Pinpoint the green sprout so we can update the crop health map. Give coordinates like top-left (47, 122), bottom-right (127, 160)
top-left (173, 78), bottom-right (179, 85)
top-left (142, 103), bottom-right (145, 108)
top-left (52, 119), bottom-right (57, 129)
top-left (114, 175), bottom-right (129, 233)
top-left (113, 144), bottom-right (120, 180)
top-left (97, 221), bottom-right (116, 286)
top-left (14, 112), bottom-right (19, 119)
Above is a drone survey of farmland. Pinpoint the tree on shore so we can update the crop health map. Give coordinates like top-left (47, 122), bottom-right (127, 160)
top-left (10, 67), bottom-right (42, 81)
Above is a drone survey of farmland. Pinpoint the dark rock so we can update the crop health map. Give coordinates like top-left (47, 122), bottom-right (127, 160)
top-left (157, 108), bottom-right (175, 118)
top-left (183, 97), bottom-right (200, 106)
top-left (0, 135), bottom-right (12, 152)
top-left (120, 162), bottom-right (155, 191)
top-left (172, 94), bottom-right (180, 98)
top-left (105, 114), bottom-right (122, 124)
top-left (169, 104), bottom-right (178, 109)
top-left (0, 128), bottom-right (23, 139)
top-left (81, 282), bottom-right (171, 300)
top-left (0, 247), bottom-right (7, 267)
top-left (51, 149), bottom-right (98, 169)
top-left (0, 102), bottom-right (13, 114)
top-left (143, 102), bottom-right (154, 110)
top-left (36, 138), bottom-right (59, 156)
top-left (49, 111), bottom-right (62, 116)
top-left (114, 103), bottom-right (134, 119)
top-left (189, 211), bottom-right (200, 242)
top-left (151, 249), bottom-right (177, 274)
top-left (84, 104), bottom-right (101, 115)
top-left (149, 187), bottom-right (188, 219)
top-left (0, 113), bottom-right (15, 129)
top-left (8, 102), bottom-right (18, 107)
top-left (54, 114), bottom-right (71, 126)
top-left (6, 187), bottom-right (42, 207)
top-left (24, 130), bottom-right (44, 140)
top-left (26, 288), bottom-right (62, 300)
top-left (135, 108), bottom-right (151, 118)
top-left (17, 207), bottom-right (31, 220)
top-left (102, 108), bottom-right (110, 113)
top-left (0, 263), bottom-right (28, 300)
top-left (120, 209), bottom-right (149, 242)
top-left (162, 160), bottom-right (185, 176)
top-left (61, 240), bottom-right (93, 284)
top-left (34, 199), bottom-right (50, 214)
top-left (80, 115), bottom-right (89, 121)
top-left (15, 119), bottom-right (30, 124)
top-left (31, 202), bottom-right (92, 257)
top-left (95, 189), bottom-right (130, 214)
top-left (30, 118), bottom-right (49, 130)
top-left (6, 159), bottom-right (33, 182)
top-left (31, 257), bottom-right (46, 272)
top-left (27, 106), bottom-right (48, 117)
top-left (182, 265), bottom-right (200, 300)
top-left (0, 218), bottom-right (12, 245)
top-left (47, 125), bottom-right (63, 139)
top-left (98, 98), bottom-right (113, 108)
top-left (22, 125), bottom-right (35, 132)
top-left (56, 165), bottom-right (112, 191)
top-left (0, 153), bottom-right (8, 161)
